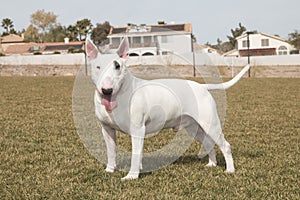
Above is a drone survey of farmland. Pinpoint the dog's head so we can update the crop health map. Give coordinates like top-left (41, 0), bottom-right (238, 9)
top-left (86, 37), bottom-right (129, 111)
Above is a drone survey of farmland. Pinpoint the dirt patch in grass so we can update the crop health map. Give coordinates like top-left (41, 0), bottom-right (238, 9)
top-left (0, 77), bottom-right (299, 199)
top-left (130, 65), bottom-right (300, 78)
top-left (0, 65), bottom-right (81, 76)
top-left (1, 64), bottom-right (300, 78)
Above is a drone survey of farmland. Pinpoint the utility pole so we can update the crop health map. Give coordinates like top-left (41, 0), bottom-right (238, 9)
top-left (191, 33), bottom-right (196, 77)
top-left (246, 31), bottom-right (254, 77)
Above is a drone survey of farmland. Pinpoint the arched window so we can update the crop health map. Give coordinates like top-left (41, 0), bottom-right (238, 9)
top-left (278, 46), bottom-right (288, 55)
top-left (129, 53), bottom-right (139, 57)
top-left (142, 52), bottom-right (154, 56)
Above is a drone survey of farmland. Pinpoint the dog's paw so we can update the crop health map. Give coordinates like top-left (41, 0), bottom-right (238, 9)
top-left (121, 172), bottom-right (139, 181)
top-left (225, 168), bottom-right (235, 173)
top-left (105, 166), bottom-right (115, 173)
top-left (205, 162), bottom-right (217, 167)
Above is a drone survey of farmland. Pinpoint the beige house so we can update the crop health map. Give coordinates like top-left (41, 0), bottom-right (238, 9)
top-left (235, 32), bottom-right (294, 56)
top-left (107, 23), bottom-right (193, 56)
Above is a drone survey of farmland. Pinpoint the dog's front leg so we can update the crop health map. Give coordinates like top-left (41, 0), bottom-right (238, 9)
top-left (102, 125), bottom-right (116, 173)
top-left (121, 126), bottom-right (145, 180)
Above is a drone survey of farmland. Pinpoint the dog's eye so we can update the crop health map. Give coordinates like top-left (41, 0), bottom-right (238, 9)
top-left (96, 66), bottom-right (101, 70)
top-left (114, 61), bottom-right (120, 70)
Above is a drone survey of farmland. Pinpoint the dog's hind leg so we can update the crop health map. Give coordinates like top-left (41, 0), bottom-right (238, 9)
top-left (191, 116), bottom-right (234, 172)
top-left (214, 133), bottom-right (235, 173)
top-left (185, 122), bottom-right (217, 167)
top-left (194, 125), bottom-right (217, 167)
top-left (209, 123), bottom-right (234, 173)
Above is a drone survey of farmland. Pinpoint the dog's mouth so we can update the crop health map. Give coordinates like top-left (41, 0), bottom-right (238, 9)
top-left (96, 83), bottom-right (123, 112)
top-left (101, 94), bottom-right (117, 112)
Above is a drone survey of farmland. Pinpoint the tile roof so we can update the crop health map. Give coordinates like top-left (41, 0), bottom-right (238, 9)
top-left (3, 41), bottom-right (84, 55)
top-left (0, 34), bottom-right (24, 43)
top-left (236, 32), bottom-right (288, 42)
top-left (4, 43), bottom-right (36, 55)
top-left (109, 23), bottom-right (192, 36)
top-left (43, 42), bottom-right (84, 52)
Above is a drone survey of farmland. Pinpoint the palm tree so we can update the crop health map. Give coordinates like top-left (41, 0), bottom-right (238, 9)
top-left (1, 18), bottom-right (14, 34)
top-left (67, 25), bottom-right (78, 41)
top-left (76, 19), bottom-right (93, 41)
top-left (288, 30), bottom-right (300, 50)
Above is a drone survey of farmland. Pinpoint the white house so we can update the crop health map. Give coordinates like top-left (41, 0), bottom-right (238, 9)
top-left (234, 32), bottom-right (294, 56)
top-left (107, 23), bottom-right (193, 56)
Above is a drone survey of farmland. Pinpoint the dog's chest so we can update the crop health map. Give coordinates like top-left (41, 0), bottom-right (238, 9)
top-left (96, 105), bottom-right (130, 133)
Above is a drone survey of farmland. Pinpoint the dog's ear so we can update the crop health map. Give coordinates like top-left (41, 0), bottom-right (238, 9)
top-left (117, 37), bottom-right (129, 58)
top-left (85, 38), bottom-right (99, 60)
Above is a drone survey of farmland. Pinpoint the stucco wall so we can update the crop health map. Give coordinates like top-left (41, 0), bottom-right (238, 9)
top-left (1, 53), bottom-right (300, 67)
top-left (0, 53), bottom-right (85, 65)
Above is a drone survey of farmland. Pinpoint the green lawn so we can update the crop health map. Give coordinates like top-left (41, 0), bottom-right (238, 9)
top-left (0, 77), bottom-right (299, 199)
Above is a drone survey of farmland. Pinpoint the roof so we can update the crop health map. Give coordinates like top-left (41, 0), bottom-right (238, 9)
top-left (236, 32), bottom-right (288, 43)
top-left (222, 49), bottom-right (239, 57)
top-left (4, 43), bottom-right (35, 55)
top-left (3, 41), bottom-right (84, 55)
top-left (193, 43), bottom-right (222, 54)
top-left (0, 34), bottom-right (24, 43)
top-left (109, 23), bottom-right (192, 36)
top-left (43, 42), bottom-right (84, 52)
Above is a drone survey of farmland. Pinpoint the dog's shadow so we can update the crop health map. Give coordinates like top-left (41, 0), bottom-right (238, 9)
top-left (136, 154), bottom-right (226, 178)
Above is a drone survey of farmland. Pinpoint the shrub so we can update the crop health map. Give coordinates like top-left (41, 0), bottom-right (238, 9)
top-left (68, 47), bottom-right (75, 53)
top-left (73, 49), bottom-right (85, 53)
top-left (68, 47), bottom-right (84, 54)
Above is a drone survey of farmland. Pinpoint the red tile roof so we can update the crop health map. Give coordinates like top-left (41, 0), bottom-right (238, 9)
top-left (1, 34), bottom-right (24, 43)
top-left (3, 41), bottom-right (84, 55)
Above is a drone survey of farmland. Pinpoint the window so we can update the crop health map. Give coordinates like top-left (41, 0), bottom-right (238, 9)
top-left (143, 36), bottom-right (152, 44)
top-left (142, 52), bottom-right (154, 56)
top-left (111, 38), bottom-right (120, 45)
top-left (242, 40), bottom-right (249, 48)
top-left (129, 52), bottom-right (139, 57)
top-left (132, 37), bottom-right (141, 44)
top-left (278, 46), bottom-right (288, 55)
top-left (29, 46), bottom-right (40, 52)
top-left (261, 39), bottom-right (269, 47)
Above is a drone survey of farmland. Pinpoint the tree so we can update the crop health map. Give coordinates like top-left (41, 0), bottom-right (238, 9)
top-left (23, 24), bottom-right (39, 42)
top-left (1, 18), bottom-right (16, 36)
top-left (91, 21), bottom-right (111, 45)
top-left (75, 19), bottom-right (93, 41)
top-left (66, 25), bottom-right (78, 42)
top-left (288, 30), bottom-right (300, 50)
top-left (227, 23), bottom-right (247, 50)
top-left (191, 33), bottom-right (197, 43)
top-left (46, 24), bottom-right (68, 42)
top-left (30, 10), bottom-right (57, 33)
top-left (206, 38), bottom-right (233, 53)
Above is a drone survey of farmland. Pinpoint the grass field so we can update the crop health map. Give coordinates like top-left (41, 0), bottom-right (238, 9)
top-left (0, 77), bottom-right (299, 199)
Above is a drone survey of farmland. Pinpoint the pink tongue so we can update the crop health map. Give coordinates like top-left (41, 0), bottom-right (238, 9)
top-left (101, 96), bottom-right (117, 111)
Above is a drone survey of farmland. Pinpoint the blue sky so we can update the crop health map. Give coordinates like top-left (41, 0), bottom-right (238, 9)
top-left (0, 0), bottom-right (299, 44)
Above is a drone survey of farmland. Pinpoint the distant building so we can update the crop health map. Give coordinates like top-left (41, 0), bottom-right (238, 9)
top-left (0, 34), bottom-right (84, 55)
top-left (193, 43), bottom-right (220, 54)
top-left (234, 32), bottom-right (295, 57)
top-left (107, 23), bottom-right (193, 56)
top-left (0, 34), bottom-right (25, 53)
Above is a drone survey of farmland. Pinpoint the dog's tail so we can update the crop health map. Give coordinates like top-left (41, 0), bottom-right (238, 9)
top-left (203, 64), bottom-right (250, 90)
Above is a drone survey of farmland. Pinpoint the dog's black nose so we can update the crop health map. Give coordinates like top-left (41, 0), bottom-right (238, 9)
top-left (102, 88), bottom-right (113, 95)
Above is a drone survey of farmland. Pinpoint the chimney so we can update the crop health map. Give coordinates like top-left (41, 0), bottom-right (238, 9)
top-left (64, 37), bottom-right (69, 44)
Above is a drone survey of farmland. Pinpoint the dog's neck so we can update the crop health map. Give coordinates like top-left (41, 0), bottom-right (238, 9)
top-left (121, 68), bottom-right (140, 94)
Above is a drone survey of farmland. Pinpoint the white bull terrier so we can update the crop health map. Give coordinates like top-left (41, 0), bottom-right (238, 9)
top-left (86, 37), bottom-right (250, 180)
